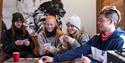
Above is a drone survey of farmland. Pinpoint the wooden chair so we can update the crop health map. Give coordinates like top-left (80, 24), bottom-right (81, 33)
top-left (32, 36), bottom-right (40, 57)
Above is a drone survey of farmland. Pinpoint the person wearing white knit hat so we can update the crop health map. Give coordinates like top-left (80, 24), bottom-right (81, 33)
top-left (58, 15), bottom-right (90, 54)
top-left (67, 15), bottom-right (81, 30)
top-left (41, 6), bottom-right (125, 63)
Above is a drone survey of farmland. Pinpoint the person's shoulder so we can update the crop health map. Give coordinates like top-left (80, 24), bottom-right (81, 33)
top-left (115, 27), bottom-right (125, 36)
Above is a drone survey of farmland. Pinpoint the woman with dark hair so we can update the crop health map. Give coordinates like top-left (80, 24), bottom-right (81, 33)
top-left (2, 12), bottom-right (35, 58)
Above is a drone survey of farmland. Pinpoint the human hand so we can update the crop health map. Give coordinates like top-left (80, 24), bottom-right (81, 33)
top-left (15, 40), bottom-right (24, 46)
top-left (41, 56), bottom-right (53, 62)
top-left (81, 56), bottom-right (91, 63)
top-left (23, 39), bottom-right (30, 46)
top-left (63, 35), bottom-right (75, 44)
top-left (43, 43), bottom-right (52, 52)
top-left (59, 35), bottom-right (68, 47)
top-left (43, 46), bottom-right (55, 52)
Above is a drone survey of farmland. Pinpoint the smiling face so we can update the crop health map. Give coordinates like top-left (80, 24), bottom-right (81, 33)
top-left (98, 14), bottom-right (111, 32)
top-left (14, 20), bottom-right (23, 29)
top-left (45, 16), bottom-right (56, 32)
top-left (66, 23), bottom-right (78, 35)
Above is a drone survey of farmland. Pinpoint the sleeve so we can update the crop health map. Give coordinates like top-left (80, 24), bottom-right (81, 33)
top-left (26, 32), bottom-right (35, 50)
top-left (79, 33), bottom-right (90, 45)
top-left (110, 37), bottom-right (125, 50)
top-left (65, 36), bottom-right (81, 49)
top-left (2, 31), bottom-right (18, 54)
top-left (37, 34), bottom-right (45, 55)
top-left (70, 40), bottom-right (81, 48)
top-left (53, 42), bottom-right (91, 62)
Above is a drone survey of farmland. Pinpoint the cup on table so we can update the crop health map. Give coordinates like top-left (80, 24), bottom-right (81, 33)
top-left (12, 52), bottom-right (20, 62)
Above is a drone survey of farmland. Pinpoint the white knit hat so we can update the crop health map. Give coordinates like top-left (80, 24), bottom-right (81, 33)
top-left (67, 15), bottom-right (81, 30)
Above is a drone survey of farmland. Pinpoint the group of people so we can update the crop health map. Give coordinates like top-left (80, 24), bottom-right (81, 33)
top-left (2, 6), bottom-right (125, 63)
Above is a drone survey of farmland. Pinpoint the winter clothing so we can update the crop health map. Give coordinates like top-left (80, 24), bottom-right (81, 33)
top-left (53, 28), bottom-right (125, 63)
top-left (38, 28), bottom-right (64, 56)
top-left (2, 12), bottom-right (34, 58)
top-left (62, 33), bottom-right (90, 51)
top-left (12, 12), bottom-right (25, 23)
top-left (1, 21), bottom-right (7, 43)
top-left (2, 28), bottom-right (35, 58)
top-left (67, 15), bottom-right (81, 30)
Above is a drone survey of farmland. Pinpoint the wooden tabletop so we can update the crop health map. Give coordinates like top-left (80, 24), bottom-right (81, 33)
top-left (3, 58), bottom-right (40, 63)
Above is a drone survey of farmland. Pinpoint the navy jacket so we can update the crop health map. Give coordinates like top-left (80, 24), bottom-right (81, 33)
top-left (53, 28), bottom-right (125, 63)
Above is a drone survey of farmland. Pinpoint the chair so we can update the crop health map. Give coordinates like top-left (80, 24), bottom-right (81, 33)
top-left (32, 36), bottom-right (40, 57)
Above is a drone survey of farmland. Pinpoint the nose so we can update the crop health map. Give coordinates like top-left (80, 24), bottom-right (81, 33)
top-left (97, 21), bottom-right (100, 25)
top-left (47, 24), bottom-right (52, 28)
top-left (67, 26), bottom-right (72, 29)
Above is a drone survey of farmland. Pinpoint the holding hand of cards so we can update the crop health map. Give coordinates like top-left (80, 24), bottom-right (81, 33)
top-left (59, 35), bottom-right (68, 47)
top-left (43, 43), bottom-right (55, 52)
top-left (23, 39), bottom-right (30, 46)
top-left (15, 39), bottom-right (30, 46)
top-left (15, 40), bottom-right (24, 46)
top-left (59, 35), bottom-right (75, 45)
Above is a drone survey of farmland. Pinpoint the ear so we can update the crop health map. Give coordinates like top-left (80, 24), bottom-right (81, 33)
top-left (108, 18), bottom-right (113, 25)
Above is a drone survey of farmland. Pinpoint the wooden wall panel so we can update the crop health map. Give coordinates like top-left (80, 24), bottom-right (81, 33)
top-left (0, 0), bottom-right (3, 43)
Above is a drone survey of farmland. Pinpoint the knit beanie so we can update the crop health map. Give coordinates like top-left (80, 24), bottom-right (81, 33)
top-left (67, 15), bottom-right (81, 30)
top-left (12, 12), bottom-right (24, 23)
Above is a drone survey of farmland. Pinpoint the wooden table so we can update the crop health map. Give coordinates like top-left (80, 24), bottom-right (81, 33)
top-left (3, 58), bottom-right (82, 63)
top-left (3, 58), bottom-right (40, 63)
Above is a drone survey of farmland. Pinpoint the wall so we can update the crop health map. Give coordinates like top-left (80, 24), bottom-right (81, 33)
top-left (3, 0), bottom-right (96, 36)
top-left (62, 0), bottom-right (96, 36)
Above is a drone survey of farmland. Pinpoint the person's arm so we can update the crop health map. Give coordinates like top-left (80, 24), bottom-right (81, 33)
top-left (109, 37), bottom-right (125, 50)
top-left (41, 35), bottom-right (98, 62)
top-left (41, 43), bottom-right (91, 63)
top-left (24, 31), bottom-right (35, 49)
top-left (70, 40), bottom-right (81, 48)
top-left (63, 35), bottom-right (81, 48)
top-left (2, 31), bottom-right (18, 54)
top-left (37, 34), bottom-right (46, 55)
top-left (53, 42), bottom-right (91, 62)
top-left (80, 33), bottom-right (90, 45)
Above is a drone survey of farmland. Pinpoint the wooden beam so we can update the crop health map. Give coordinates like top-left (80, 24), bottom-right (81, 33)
top-left (0, 0), bottom-right (3, 44)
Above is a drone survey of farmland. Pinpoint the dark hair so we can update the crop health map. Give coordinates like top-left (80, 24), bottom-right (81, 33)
top-left (52, 0), bottom-right (61, 3)
top-left (12, 12), bottom-right (25, 23)
top-left (10, 12), bottom-right (27, 38)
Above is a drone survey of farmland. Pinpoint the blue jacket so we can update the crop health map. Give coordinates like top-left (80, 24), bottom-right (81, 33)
top-left (53, 28), bottom-right (125, 63)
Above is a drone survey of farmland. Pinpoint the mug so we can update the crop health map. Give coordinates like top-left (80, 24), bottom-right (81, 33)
top-left (12, 52), bottom-right (20, 62)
